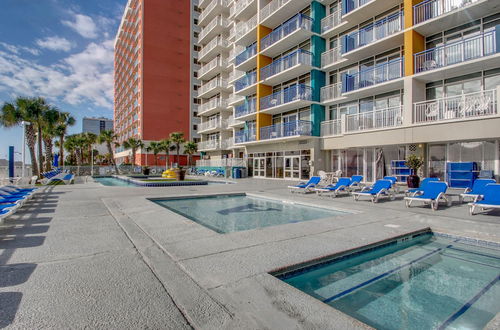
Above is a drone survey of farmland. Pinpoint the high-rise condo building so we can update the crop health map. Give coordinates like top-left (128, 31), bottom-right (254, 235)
top-left (196, 0), bottom-right (500, 181)
top-left (113, 0), bottom-right (200, 166)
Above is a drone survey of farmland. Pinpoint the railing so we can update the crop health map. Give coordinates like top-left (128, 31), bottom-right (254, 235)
top-left (260, 0), bottom-right (291, 22)
top-left (221, 137), bottom-right (235, 149)
top-left (198, 57), bottom-right (228, 77)
top-left (414, 0), bottom-right (481, 25)
top-left (227, 115), bottom-right (244, 126)
top-left (196, 158), bottom-right (246, 167)
top-left (199, 36), bottom-right (230, 59)
top-left (234, 98), bottom-right (257, 118)
top-left (321, 83), bottom-right (342, 102)
top-left (228, 70), bottom-right (245, 82)
top-left (199, 16), bottom-right (230, 41)
top-left (234, 72), bottom-right (257, 92)
top-left (231, 0), bottom-right (254, 17)
top-left (343, 0), bottom-right (374, 15)
top-left (199, 0), bottom-right (229, 23)
top-left (229, 45), bottom-right (245, 62)
top-left (342, 11), bottom-right (404, 53)
top-left (321, 119), bottom-right (342, 137)
top-left (321, 46), bottom-right (342, 68)
top-left (234, 129), bottom-right (256, 143)
top-left (227, 94), bottom-right (245, 105)
top-left (342, 57), bottom-right (404, 93)
top-left (233, 14), bottom-right (257, 41)
top-left (321, 8), bottom-right (341, 33)
top-left (260, 120), bottom-right (312, 140)
top-left (235, 43), bottom-right (257, 66)
top-left (346, 106), bottom-right (403, 133)
top-left (198, 139), bottom-right (220, 150)
top-left (261, 14), bottom-right (313, 51)
top-left (260, 49), bottom-right (312, 80)
top-left (199, 77), bottom-right (228, 95)
top-left (199, 98), bottom-right (227, 114)
top-left (198, 118), bottom-right (227, 132)
top-left (260, 84), bottom-right (313, 111)
top-left (413, 89), bottom-right (497, 124)
top-left (414, 31), bottom-right (496, 74)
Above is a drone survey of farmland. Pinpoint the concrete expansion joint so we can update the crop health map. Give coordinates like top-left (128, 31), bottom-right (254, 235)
top-left (14, 250), bottom-right (125, 266)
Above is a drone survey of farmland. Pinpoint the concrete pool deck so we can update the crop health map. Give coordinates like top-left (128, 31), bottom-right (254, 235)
top-left (0, 178), bottom-right (499, 329)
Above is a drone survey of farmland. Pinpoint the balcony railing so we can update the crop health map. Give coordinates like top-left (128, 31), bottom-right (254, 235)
top-left (235, 43), bottom-right (257, 66)
top-left (230, 0), bottom-right (254, 17)
top-left (199, 98), bottom-right (227, 114)
top-left (234, 98), bottom-right (257, 118)
top-left (321, 8), bottom-right (341, 33)
top-left (321, 46), bottom-right (341, 68)
top-left (261, 14), bottom-right (313, 51)
top-left (199, 36), bottom-right (230, 59)
top-left (198, 139), bottom-right (220, 150)
top-left (346, 106), bottom-right (403, 133)
top-left (198, 57), bottom-right (228, 77)
top-left (199, 0), bottom-right (229, 23)
top-left (227, 115), bottom-right (244, 126)
top-left (260, 84), bottom-right (313, 111)
top-left (260, 0), bottom-right (291, 22)
top-left (343, 0), bottom-right (374, 15)
top-left (221, 137), bottom-right (234, 149)
top-left (414, 30), bottom-right (497, 74)
top-left (199, 77), bottom-right (228, 95)
top-left (321, 119), bottom-right (342, 137)
top-left (233, 14), bottom-right (257, 41)
top-left (198, 118), bottom-right (227, 132)
top-left (199, 16), bottom-right (230, 41)
top-left (342, 57), bottom-right (404, 93)
top-left (260, 120), bottom-right (312, 140)
top-left (413, 89), bottom-right (497, 124)
top-left (235, 129), bottom-right (256, 143)
top-left (321, 83), bottom-right (342, 102)
top-left (414, 0), bottom-right (481, 25)
top-left (260, 49), bottom-right (312, 80)
top-left (196, 158), bottom-right (246, 167)
top-left (342, 11), bottom-right (404, 53)
top-left (234, 72), bottom-right (257, 92)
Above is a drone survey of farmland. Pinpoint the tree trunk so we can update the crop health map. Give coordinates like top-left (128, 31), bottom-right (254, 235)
top-left (165, 152), bottom-right (170, 170)
top-left (44, 137), bottom-right (53, 172)
top-left (59, 135), bottom-right (65, 167)
top-left (25, 125), bottom-right (39, 177)
top-left (37, 125), bottom-right (43, 176)
top-left (176, 144), bottom-right (180, 165)
top-left (107, 142), bottom-right (119, 174)
top-left (76, 149), bottom-right (82, 176)
top-left (154, 154), bottom-right (158, 166)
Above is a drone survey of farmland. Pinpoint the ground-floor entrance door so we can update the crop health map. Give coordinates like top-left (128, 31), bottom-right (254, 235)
top-left (253, 157), bottom-right (265, 177)
top-left (284, 156), bottom-right (300, 179)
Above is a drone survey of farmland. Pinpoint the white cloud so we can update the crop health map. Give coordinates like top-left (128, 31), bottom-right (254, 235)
top-left (0, 39), bottom-right (114, 108)
top-left (36, 36), bottom-right (74, 52)
top-left (62, 14), bottom-right (98, 39)
top-left (0, 42), bottom-right (40, 56)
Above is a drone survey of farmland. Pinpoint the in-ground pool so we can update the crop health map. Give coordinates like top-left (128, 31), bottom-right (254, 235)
top-left (277, 232), bottom-right (500, 330)
top-left (94, 176), bottom-right (137, 187)
top-left (152, 194), bottom-right (348, 233)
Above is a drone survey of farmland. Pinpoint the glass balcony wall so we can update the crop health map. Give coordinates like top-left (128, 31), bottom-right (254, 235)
top-left (261, 14), bottom-right (313, 51)
top-left (260, 84), bottom-right (313, 111)
top-left (342, 57), bottom-right (404, 93)
top-left (260, 49), bottom-right (312, 80)
top-left (260, 120), bottom-right (312, 140)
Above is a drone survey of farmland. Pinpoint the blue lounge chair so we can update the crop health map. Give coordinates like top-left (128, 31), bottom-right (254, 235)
top-left (315, 177), bottom-right (352, 197)
top-left (348, 175), bottom-right (363, 191)
top-left (404, 181), bottom-right (448, 211)
top-left (0, 203), bottom-right (19, 223)
top-left (384, 176), bottom-right (397, 184)
top-left (352, 179), bottom-right (394, 203)
top-left (460, 179), bottom-right (496, 203)
top-left (405, 177), bottom-right (440, 197)
top-left (469, 184), bottom-right (500, 215)
top-left (288, 176), bottom-right (321, 193)
top-left (49, 173), bottom-right (74, 185)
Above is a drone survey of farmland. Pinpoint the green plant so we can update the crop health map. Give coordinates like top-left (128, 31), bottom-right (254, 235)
top-left (98, 130), bottom-right (119, 173)
top-left (184, 140), bottom-right (198, 166)
top-left (169, 132), bottom-right (185, 166)
top-left (405, 154), bottom-right (424, 174)
top-left (123, 137), bottom-right (144, 165)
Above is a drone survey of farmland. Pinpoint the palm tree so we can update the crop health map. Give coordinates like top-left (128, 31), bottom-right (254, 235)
top-left (0, 97), bottom-right (40, 176)
top-left (159, 138), bottom-right (172, 169)
top-left (41, 106), bottom-right (61, 172)
top-left (30, 97), bottom-right (49, 176)
top-left (123, 137), bottom-right (144, 165)
top-left (169, 132), bottom-right (185, 166)
top-left (97, 130), bottom-right (120, 173)
top-left (82, 132), bottom-right (97, 164)
top-left (146, 141), bottom-right (163, 166)
top-left (184, 141), bottom-right (198, 166)
top-left (64, 134), bottom-right (86, 175)
top-left (54, 112), bottom-right (75, 167)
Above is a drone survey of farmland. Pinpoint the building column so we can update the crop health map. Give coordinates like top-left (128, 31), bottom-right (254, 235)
top-left (256, 24), bottom-right (273, 141)
top-left (403, 0), bottom-right (425, 76)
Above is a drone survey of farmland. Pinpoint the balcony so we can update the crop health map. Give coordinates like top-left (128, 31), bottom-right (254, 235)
top-left (234, 72), bottom-right (257, 96)
top-left (321, 83), bottom-right (343, 105)
top-left (342, 11), bottom-right (404, 58)
top-left (196, 158), bottom-right (246, 167)
top-left (235, 43), bottom-right (257, 71)
top-left (260, 84), bottom-right (314, 114)
top-left (260, 14), bottom-right (313, 58)
top-left (260, 0), bottom-right (313, 29)
top-left (260, 49), bottom-right (313, 85)
top-left (414, 30), bottom-right (499, 80)
top-left (234, 98), bottom-right (257, 120)
top-left (321, 119), bottom-right (342, 137)
top-left (197, 118), bottom-right (228, 134)
top-left (260, 120), bottom-right (312, 141)
top-left (233, 14), bottom-right (258, 46)
top-left (234, 129), bottom-right (256, 144)
top-left (199, 0), bottom-right (229, 26)
top-left (227, 94), bottom-right (246, 106)
top-left (198, 57), bottom-right (229, 80)
top-left (321, 46), bottom-right (344, 71)
top-left (413, 89), bottom-right (497, 125)
top-left (199, 16), bottom-right (230, 44)
top-left (342, 0), bottom-right (401, 25)
top-left (230, 0), bottom-right (257, 20)
top-left (199, 98), bottom-right (228, 116)
top-left (198, 139), bottom-right (221, 151)
top-left (227, 115), bottom-right (245, 127)
top-left (321, 8), bottom-right (344, 39)
top-left (413, 0), bottom-right (498, 35)
top-left (198, 77), bottom-right (230, 98)
top-left (342, 57), bottom-right (404, 98)
top-left (346, 106), bottom-right (403, 133)
top-left (199, 36), bottom-right (230, 62)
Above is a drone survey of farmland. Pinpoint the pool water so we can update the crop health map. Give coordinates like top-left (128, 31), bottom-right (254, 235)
top-left (152, 194), bottom-right (347, 233)
top-left (278, 233), bottom-right (500, 329)
top-left (94, 177), bottom-right (137, 187)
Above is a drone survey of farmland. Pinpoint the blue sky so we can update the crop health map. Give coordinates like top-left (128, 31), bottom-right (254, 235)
top-left (0, 0), bottom-right (126, 161)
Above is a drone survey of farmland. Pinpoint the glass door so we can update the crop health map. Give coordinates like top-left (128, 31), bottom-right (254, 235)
top-left (284, 156), bottom-right (301, 179)
top-left (283, 113), bottom-right (298, 137)
top-left (253, 157), bottom-right (265, 177)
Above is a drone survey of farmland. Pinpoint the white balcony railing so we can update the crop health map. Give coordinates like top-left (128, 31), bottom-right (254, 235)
top-left (321, 46), bottom-right (342, 68)
top-left (199, 77), bottom-right (228, 95)
top-left (198, 139), bottom-right (220, 150)
top-left (321, 83), bottom-right (342, 103)
top-left (321, 8), bottom-right (341, 34)
top-left (414, 0), bottom-right (481, 25)
top-left (198, 57), bottom-right (228, 77)
top-left (346, 106), bottom-right (403, 133)
top-left (196, 158), bottom-right (246, 167)
top-left (233, 14), bottom-right (258, 41)
top-left (227, 115), bottom-right (243, 126)
top-left (230, 0), bottom-right (254, 18)
top-left (413, 90), bottom-right (497, 124)
top-left (260, 0), bottom-right (291, 22)
top-left (199, 16), bottom-right (230, 41)
top-left (199, 36), bottom-right (230, 59)
top-left (199, 0), bottom-right (229, 23)
top-left (199, 98), bottom-right (227, 114)
top-left (321, 119), bottom-right (342, 137)
top-left (221, 137), bottom-right (235, 149)
top-left (198, 118), bottom-right (227, 132)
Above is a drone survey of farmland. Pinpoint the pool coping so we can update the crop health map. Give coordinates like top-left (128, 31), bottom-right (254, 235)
top-left (95, 175), bottom-right (209, 187)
